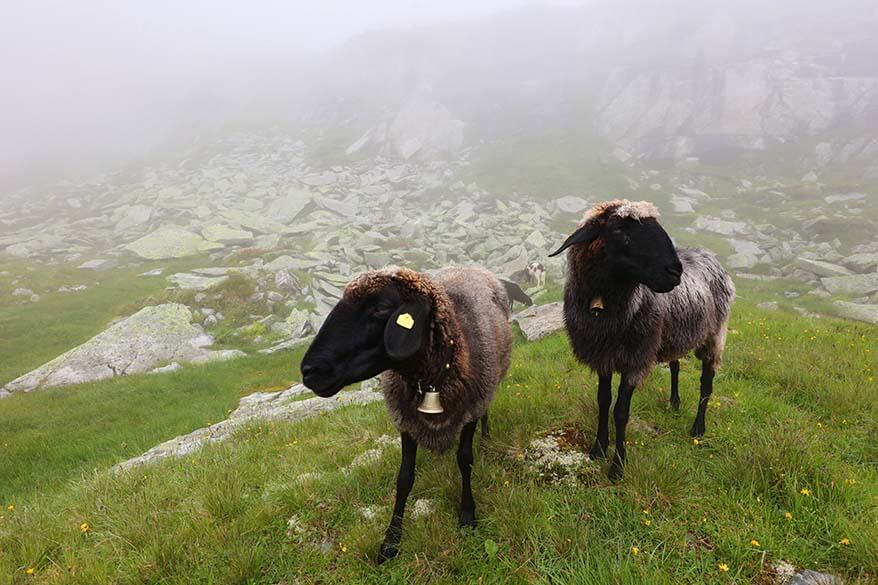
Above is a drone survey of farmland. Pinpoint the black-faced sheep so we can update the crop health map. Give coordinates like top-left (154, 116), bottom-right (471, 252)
top-left (550, 199), bottom-right (735, 480)
top-left (300, 266), bottom-right (512, 562)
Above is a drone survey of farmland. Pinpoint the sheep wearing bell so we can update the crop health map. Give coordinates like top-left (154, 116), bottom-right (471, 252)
top-left (301, 266), bottom-right (512, 563)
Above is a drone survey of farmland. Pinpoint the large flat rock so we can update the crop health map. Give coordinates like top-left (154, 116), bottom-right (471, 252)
top-left (125, 226), bottom-right (219, 260)
top-left (832, 301), bottom-right (878, 324)
top-left (1, 304), bottom-right (243, 395)
top-left (794, 257), bottom-right (853, 278)
top-left (821, 272), bottom-right (878, 295)
top-left (513, 302), bottom-right (565, 341)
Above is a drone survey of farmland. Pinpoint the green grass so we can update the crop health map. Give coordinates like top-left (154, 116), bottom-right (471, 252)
top-left (0, 351), bottom-right (302, 501)
top-left (0, 258), bottom-right (212, 386)
top-left (461, 129), bottom-right (628, 198)
top-left (1, 300), bottom-right (876, 584)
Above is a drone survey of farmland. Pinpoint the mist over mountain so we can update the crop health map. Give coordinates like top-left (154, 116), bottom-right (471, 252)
top-left (4, 0), bottom-right (878, 187)
top-left (307, 0), bottom-right (878, 176)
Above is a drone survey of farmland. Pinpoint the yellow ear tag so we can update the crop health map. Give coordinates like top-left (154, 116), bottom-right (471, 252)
top-left (396, 313), bottom-right (415, 330)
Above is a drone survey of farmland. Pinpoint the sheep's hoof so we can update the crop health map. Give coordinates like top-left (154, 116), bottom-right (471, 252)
top-left (588, 443), bottom-right (608, 460)
top-left (607, 460), bottom-right (624, 481)
top-left (670, 399), bottom-right (681, 411)
top-left (689, 421), bottom-right (705, 438)
top-left (377, 542), bottom-right (400, 564)
top-left (459, 509), bottom-right (477, 528)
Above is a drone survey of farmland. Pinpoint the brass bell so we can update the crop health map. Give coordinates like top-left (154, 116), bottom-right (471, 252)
top-left (589, 296), bottom-right (605, 316)
top-left (417, 390), bottom-right (444, 414)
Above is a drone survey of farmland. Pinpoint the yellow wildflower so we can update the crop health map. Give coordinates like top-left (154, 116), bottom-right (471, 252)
top-left (718, 563), bottom-right (729, 572)
top-left (845, 478), bottom-right (856, 485)
top-left (692, 438), bottom-right (700, 445)
top-left (80, 522), bottom-right (90, 533)
top-left (25, 568), bottom-right (35, 575)
top-left (784, 512), bottom-right (793, 520)
top-left (840, 538), bottom-right (850, 546)
top-left (631, 546), bottom-right (640, 555)
top-left (341, 544), bottom-right (348, 553)
top-left (643, 519), bottom-right (651, 526)
top-left (750, 539), bottom-right (760, 547)
top-left (800, 488), bottom-right (811, 496)
top-left (503, 480), bottom-right (510, 487)
top-left (6, 504), bottom-right (13, 512)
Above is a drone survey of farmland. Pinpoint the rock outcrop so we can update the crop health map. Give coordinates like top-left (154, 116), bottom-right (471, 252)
top-left (115, 382), bottom-right (382, 470)
top-left (1, 304), bottom-right (244, 396)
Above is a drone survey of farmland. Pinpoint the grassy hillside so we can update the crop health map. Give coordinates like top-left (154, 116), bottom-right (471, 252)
top-left (0, 258), bottom-right (213, 386)
top-left (1, 300), bottom-right (876, 584)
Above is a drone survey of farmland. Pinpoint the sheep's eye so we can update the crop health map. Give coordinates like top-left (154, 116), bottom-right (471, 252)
top-left (371, 306), bottom-right (392, 320)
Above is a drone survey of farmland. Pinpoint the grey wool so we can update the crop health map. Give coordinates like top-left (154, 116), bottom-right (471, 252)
top-left (555, 199), bottom-right (737, 477)
top-left (564, 202), bottom-right (735, 386)
top-left (565, 246), bottom-right (735, 386)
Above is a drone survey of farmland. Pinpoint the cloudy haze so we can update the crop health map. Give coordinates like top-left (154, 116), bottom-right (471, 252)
top-left (2, 0), bottom-right (876, 187)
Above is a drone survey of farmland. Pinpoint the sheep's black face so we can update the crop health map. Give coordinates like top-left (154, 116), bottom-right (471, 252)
top-left (300, 284), bottom-right (431, 397)
top-left (606, 217), bottom-right (683, 293)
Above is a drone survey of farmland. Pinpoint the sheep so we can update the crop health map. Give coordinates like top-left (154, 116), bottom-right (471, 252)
top-left (526, 261), bottom-right (546, 287)
top-left (300, 265), bottom-right (513, 562)
top-left (500, 278), bottom-right (534, 311)
top-left (549, 199), bottom-right (735, 480)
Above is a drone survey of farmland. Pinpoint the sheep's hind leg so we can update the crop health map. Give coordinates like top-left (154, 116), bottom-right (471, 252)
top-left (669, 360), bottom-right (681, 411)
top-left (480, 413), bottom-right (489, 438)
top-left (457, 421), bottom-right (478, 528)
top-left (608, 375), bottom-right (635, 481)
top-left (378, 432), bottom-right (418, 564)
top-left (588, 374), bottom-right (612, 460)
top-left (690, 360), bottom-right (715, 438)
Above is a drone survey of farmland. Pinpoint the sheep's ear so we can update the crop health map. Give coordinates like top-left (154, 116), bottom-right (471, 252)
top-left (384, 301), bottom-right (430, 361)
top-left (548, 224), bottom-right (600, 257)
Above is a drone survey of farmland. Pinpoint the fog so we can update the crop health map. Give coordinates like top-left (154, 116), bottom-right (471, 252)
top-left (1, 0), bottom-right (571, 185)
top-left (2, 0), bottom-right (877, 189)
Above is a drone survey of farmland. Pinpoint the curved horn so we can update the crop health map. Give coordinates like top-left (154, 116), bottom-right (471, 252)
top-left (548, 223), bottom-right (600, 257)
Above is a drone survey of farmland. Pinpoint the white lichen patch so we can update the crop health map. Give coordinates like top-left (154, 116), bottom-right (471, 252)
top-left (286, 514), bottom-right (307, 540)
top-left (374, 434), bottom-right (396, 449)
top-left (295, 471), bottom-right (324, 484)
top-left (409, 498), bottom-right (435, 519)
top-left (524, 434), bottom-right (589, 485)
top-left (350, 448), bottom-right (385, 469)
top-left (347, 434), bottom-right (397, 470)
top-left (359, 505), bottom-right (382, 520)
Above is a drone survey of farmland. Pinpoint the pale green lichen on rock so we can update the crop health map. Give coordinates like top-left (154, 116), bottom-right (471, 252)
top-left (125, 226), bottom-right (219, 260)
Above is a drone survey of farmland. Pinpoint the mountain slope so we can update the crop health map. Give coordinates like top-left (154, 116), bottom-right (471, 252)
top-left (1, 300), bottom-right (875, 583)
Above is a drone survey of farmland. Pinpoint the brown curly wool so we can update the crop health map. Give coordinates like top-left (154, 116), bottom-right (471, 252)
top-left (345, 266), bottom-right (512, 452)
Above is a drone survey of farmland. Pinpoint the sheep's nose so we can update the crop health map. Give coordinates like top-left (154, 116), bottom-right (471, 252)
top-left (301, 362), bottom-right (327, 383)
top-left (666, 263), bottom-right (683, 278)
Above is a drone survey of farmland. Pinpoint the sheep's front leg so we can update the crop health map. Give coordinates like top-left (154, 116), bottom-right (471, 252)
top-left (669, 360), bottom-right (681, 411)
top-left (480, 413), bottom-right (489, 438)
top-left (378, 432), bottom-right (417, 564)
top-left (588, 374), bottom-right (612, 459)
top-left (690, 361), bottom-right (715, 438)
top-left (608, 376), bottom-right (635, 481)
top-left (457, 420), bottom-right (478, 528)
